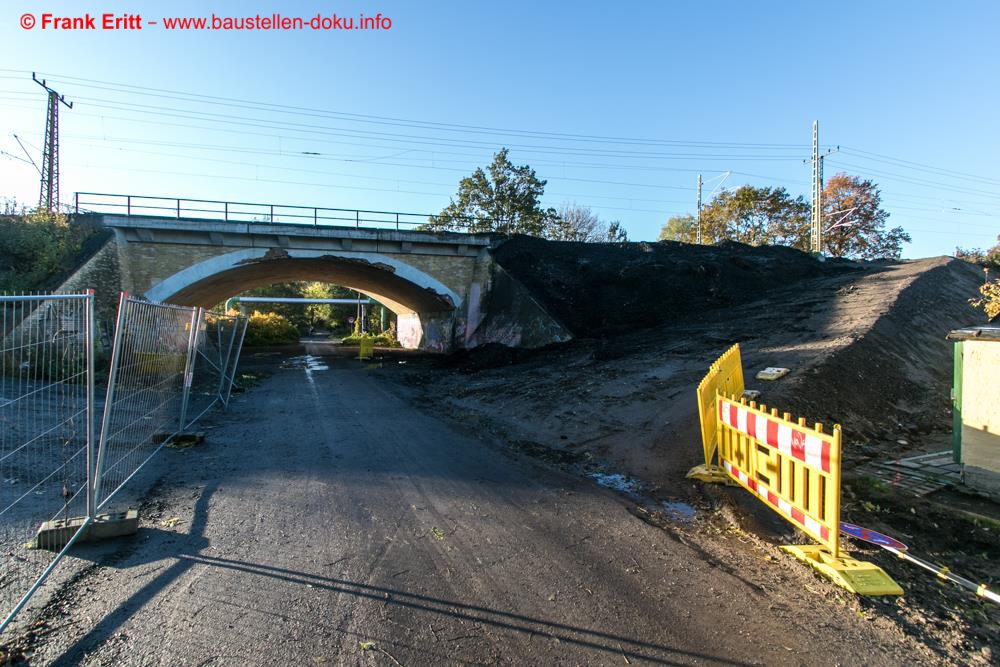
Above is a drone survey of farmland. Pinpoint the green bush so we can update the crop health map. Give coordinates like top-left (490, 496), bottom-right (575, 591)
top-left (0, 206), bottom-right (92, 291)
top-left (341, 333), bottom-right (400, 347)
top-left (243, 311), bottom-right (300, 345)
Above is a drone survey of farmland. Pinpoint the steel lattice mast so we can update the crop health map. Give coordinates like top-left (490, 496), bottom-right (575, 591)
top-left (33, 73), bottom-right (72, 212)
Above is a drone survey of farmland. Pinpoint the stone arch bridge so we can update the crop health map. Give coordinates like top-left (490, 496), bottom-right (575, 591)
top-left (61, 203), bottom-right (570, 352)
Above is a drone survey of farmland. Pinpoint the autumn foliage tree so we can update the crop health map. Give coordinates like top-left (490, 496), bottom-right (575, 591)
top-left (821, 173), bottom-right (910, 260)
top-left (658, 214), bottom-right (698, 243)
top-left (657, 175), bottom-right (908, 260)
top-left (697, 185), bottom-right (810, 249)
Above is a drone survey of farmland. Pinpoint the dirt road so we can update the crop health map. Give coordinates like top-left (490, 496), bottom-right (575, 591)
top-left (24, 352), bottom-right (931, 666)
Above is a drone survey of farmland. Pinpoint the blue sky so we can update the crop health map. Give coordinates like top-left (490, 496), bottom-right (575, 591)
top-left (2, 0), bottom-right (998, 257)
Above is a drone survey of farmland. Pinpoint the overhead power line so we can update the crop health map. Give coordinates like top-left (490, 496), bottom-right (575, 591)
top-left (31, 72), bottom-right (808, 150)
top-left (839, 146), bottom-right (1000, 188)
top-left (69, 161), bottom-right (689, 217)
top-left (41, 94), bottom-right (808, 162)
top-left (4, 69), bottom-right (996, 243)
top-left (826, 158), bottom-right (1000, 201)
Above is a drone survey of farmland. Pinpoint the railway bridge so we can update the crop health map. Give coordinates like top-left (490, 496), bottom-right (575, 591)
top-left (62, 194), bottom-right (570, 351)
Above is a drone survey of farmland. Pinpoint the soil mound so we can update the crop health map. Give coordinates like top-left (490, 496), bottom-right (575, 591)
top-left (492, 236), bottom-right (859, 336)
top-left (776, 257), bottom-right (988, 441)
top-left (435, 342), bottom-right (532, 371)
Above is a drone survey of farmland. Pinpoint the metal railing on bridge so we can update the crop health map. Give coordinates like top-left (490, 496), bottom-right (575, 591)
top-left (74, 192), bottom-right (483, 232)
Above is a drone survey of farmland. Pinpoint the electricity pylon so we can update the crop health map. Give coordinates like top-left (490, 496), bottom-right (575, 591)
top-left (33, 73), bottom-right (72, 212)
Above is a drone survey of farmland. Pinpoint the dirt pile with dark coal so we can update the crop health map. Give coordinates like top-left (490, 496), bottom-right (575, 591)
top-left (772, 257), bottom-right (989, 441)
top-left (492, 236), bottom-right (860, 336)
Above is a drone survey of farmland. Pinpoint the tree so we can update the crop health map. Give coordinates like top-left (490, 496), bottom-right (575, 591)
top-left (821, 173), bottom-right (910, 260)
top-left (658, 214), bottom-right (698, 243)
top-left (699, 185), bottom-right (810, 249)
top-left (301, 282), bottom-right (336, 328)
top-left (424, 148), bottom-right (557, 235)
top-left (971, 270), bottom-right (1000, 321)
top-left (605, 221), bottom-right (629, 243)
top-left (549, 203), bottom-right (628, 242)
top-left (549, 203), bottom-right (601, 241)
top-left (235, 281), bottom-right (360, 333)
top-left (956, 235), bottom-right (1000, 271)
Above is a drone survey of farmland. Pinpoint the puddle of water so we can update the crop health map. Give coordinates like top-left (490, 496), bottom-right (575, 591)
top-left (661, 500), bottom-right (697, 522)
top-left (282, 355), bottom-right (329, 372)
top-left (586, 471), bottom-right (698, 523)
top-left (588, 472), bottom-right (641, 495)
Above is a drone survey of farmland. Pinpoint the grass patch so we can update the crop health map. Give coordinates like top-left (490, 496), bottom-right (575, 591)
top-left (341, 333), bottom-right (400, 347)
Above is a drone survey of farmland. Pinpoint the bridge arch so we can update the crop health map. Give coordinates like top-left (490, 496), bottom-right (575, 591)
top-left (144, 248), bottom-right (463, 350)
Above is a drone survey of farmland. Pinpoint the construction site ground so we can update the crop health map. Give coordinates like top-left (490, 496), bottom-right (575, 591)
top-left (3, 241), bottom-right (998, 665)
top-left (386, 245), bottom-right (999, 664)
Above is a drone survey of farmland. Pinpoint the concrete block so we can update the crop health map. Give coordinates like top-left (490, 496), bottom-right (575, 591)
top-left (34, 510), bottom-right (140, 550)
top-left (151, 431), bottom-right (205, 446)
top-left (208, 232), bottom-right (225, 246)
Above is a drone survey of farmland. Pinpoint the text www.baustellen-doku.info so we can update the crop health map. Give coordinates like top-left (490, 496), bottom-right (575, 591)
top-left (19, 12), bottom-right (392, 31)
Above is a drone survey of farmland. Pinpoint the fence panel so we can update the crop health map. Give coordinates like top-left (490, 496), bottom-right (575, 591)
top-left (716, 394), bottom-right (841, 555)
top-left (2, 292), bottom-right (249, 635)
top-left (92, 295), bottom-right (196, 511)
top-left (220, 316), bottom-right (249, 408)
top-left (179, 312), bottom-right (246, 429)
top-left (0, 293), bottom-right (95, 633)
top-left (689, 344), bottom-right (902, 596)
top-left (688, 343), bottom-right (744, 482)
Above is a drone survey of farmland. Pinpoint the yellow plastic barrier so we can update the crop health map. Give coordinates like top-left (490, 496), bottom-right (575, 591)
top-left (715, 392), bottom-right (902, 596)
top-left (358, 338), bottom-right (374, 361)
top-left (687, 344), bottom-right (744, 483)
top-left (717, 395), bottom-right (841, 553)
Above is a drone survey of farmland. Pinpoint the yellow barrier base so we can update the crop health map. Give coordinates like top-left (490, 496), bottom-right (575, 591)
top-left (686, 464), bottom-right (737, 485)
top-left (781, 545), bottom-right (904, 596)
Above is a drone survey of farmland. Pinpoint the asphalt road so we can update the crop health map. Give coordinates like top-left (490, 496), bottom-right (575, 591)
top-left (30, 352), bottom-right (926, 666)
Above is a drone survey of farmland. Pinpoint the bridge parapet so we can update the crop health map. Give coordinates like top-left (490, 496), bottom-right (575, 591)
top-left (92, 213), bottom-right (492, 258)
top-left (75, 192), bottom-right (490, 237)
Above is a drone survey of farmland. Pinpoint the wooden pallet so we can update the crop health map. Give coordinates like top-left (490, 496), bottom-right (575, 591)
top-left (856, 450), bottom-right (961, 496)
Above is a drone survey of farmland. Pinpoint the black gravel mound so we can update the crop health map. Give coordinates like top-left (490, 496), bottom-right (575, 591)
top-left (492, 236), bottom-right (858, 337)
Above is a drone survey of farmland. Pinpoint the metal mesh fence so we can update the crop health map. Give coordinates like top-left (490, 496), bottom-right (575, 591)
top-left (1, 293), bottom-right (95, 633)
top-left (92, 295), bottom-right (196, 511)
top-left (180, 312), bottom-right (247, 429)
top-left (1, 292), bottom-right (247, 636)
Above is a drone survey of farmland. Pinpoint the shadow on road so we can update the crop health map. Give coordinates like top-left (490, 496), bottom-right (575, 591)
top-left (51, 474), bottom-right (750, 667)
top-left (49, 480), bottom-right (216, 667)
